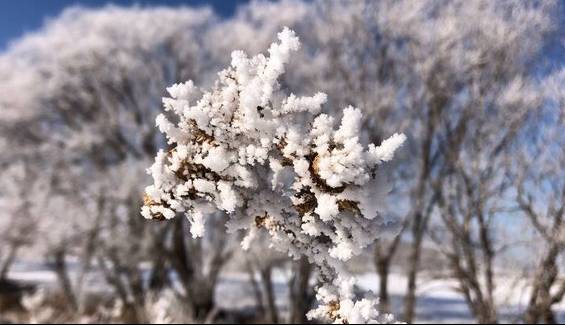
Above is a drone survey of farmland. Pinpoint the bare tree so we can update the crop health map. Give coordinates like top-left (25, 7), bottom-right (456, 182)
top-left (373, 1), bottom-right (555, 321)
top-left (166, 214), bottom-right (233, 321)
top-left (516, 73), bottom-right (565, 324)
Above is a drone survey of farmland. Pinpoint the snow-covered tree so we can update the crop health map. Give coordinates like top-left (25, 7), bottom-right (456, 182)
top-left (0, 162), bottom-right (38, 280)
top-left (205, 2), bottom-right (559, 321)
top-left (142, 27), bottom-right (405, 324)
top-left (0, 6), bottom-right (230, 320)
top-left (514, 68), bottom-right (565, 323)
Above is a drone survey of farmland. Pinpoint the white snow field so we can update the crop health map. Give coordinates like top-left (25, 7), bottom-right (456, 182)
top-left (6, 263), bottom-right (565, 324)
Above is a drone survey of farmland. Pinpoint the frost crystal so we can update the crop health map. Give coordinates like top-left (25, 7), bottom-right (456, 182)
top-left (142, 27), bottom-right (405, 324)
top-left (308, 276), bottom-right (400, 324)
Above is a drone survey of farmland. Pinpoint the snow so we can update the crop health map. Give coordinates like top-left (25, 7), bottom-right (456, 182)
top-left (314, 193), bottom-right (339, 222)
top-left (369, 133), bottom-right (408, 165)
top-left (7, 264), bottom-right (564, 324)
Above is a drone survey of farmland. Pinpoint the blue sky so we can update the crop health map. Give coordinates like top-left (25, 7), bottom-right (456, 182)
top-left (0, 0), bottom-right (250, 51)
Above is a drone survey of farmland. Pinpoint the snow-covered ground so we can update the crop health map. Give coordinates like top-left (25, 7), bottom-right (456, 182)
top-left (215, 271), bottom-right (565, 323)
top-left (6, 264), bottom-right (565, 324)
top-left (356, 273), bottom-right (565, 323)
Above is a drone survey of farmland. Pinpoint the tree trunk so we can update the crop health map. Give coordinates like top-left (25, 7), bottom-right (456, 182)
top-left (0, 245), bottom-right (18, 280)
top-left (404, 211), bottom-right (425, 323)
top-left (288, 257), bottom-right (313, 324)
top-left (121, 302), bottom-right (149, 324)
top-left (525, 244), bottom-right (560, 324)
top-left (148, 228), bottom-right (169, 292)
top-left (404, 99), bottom-right (437, 323)
top-left (260, 267), bottom-right (279, 324)
top-left (52, 249), bottom-right (78, 312)
top-left (375, 256), bottom-right (391, 313)
top-left (169, 218), bottom-right (217, 321)
top-left (245, 260), bottom-right (265, 316)
top-left (477, 298), bottom-right (498, 323)
top-left (543, 305), bottom-right (556, 324)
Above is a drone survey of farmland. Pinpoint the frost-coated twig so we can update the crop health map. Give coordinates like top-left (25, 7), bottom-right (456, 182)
top-left (142, 27), bottom-right (405, 324)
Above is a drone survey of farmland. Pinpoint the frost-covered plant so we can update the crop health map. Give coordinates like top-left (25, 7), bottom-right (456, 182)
top-left (142, 27), bottom-right (405, 324)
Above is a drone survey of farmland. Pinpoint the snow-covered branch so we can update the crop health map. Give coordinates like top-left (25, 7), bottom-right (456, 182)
top-left (142, 27), bottom-right (405, 323)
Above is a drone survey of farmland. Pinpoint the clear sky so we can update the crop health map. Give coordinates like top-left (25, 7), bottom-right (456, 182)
top-left (0, 0), bottom-right (251, 51)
